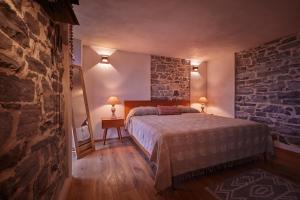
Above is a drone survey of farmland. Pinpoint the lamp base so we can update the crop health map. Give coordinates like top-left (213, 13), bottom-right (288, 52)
top-left (201, 105), bottom-right (205, 113)
top-left (111, 105), bottom-right (117, 119)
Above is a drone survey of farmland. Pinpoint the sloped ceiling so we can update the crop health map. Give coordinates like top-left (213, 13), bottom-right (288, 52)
top-left (73, 0), bottom-right (300, 61)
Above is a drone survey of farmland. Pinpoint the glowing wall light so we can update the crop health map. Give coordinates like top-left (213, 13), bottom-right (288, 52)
top-left (100, 55), bottom-right (110, 64)
top-left (192, 66), bottom-right (199, 72)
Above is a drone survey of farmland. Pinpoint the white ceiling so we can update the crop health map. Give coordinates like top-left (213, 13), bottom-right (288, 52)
top-left (73, 0), bottom-right (300, 61)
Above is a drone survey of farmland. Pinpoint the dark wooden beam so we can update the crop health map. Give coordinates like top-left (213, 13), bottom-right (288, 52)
top-left (71, 0), bottom-right (79, 5)
top-left (35, 0), bottom-right (79, 25)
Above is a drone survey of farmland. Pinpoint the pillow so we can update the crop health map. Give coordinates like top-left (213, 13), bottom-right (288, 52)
top-left (157, 106), bottom-right (181, 115)
top-left (125, 106), bottom-right (158, 130)
top-left (177, 105), bottom-right (200, 113)
top-left (127, 106), bottom-right (158, 117)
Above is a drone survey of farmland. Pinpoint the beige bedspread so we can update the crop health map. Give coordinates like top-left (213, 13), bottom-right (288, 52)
top-left (127, 113), bottom-right (272, 191)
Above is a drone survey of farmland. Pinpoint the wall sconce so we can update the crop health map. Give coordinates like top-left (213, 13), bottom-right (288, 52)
top-left (100, 55), bottom-right (110, 64)
top-left (192, 66), bottom-right (199, 72)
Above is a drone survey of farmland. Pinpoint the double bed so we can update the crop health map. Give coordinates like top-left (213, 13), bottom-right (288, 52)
top-left (124, 100), bottom-right (273, 191)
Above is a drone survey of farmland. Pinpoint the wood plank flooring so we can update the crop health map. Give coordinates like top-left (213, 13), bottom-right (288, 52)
top-left (67, 138), bottom-right (300, 200)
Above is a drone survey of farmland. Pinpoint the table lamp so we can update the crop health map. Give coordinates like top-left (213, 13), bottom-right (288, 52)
top-left (199, 97), bottom-right (208, 113)
top-left (107, 96), bottom-right (120, 118)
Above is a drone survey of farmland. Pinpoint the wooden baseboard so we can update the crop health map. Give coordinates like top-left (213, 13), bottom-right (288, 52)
top-left (94, 135), bottom-right (130, 142)
top-left (58, 176), bottom-right (72, 200)
top-left (274, 141), bottom-right (300, 154)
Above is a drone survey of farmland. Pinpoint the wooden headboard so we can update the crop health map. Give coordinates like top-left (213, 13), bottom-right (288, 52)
top-left (124, 100), bottom-right (190, 119)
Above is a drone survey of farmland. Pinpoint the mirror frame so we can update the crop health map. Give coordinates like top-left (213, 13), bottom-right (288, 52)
top-left (71, 64), bottom-right (95, 159)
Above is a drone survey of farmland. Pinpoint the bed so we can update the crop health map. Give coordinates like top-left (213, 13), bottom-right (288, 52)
top-left (124, 100), bottom-right (273, 191)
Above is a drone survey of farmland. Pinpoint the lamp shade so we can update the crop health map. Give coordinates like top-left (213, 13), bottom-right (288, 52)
top-left (107, 96), bottom-right (120, 105)
top-left (199, 97), bottom-right (208, 104)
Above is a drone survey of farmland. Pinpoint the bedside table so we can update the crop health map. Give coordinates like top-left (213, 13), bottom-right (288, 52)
top-left (101, 117), bottom-right (124, 145)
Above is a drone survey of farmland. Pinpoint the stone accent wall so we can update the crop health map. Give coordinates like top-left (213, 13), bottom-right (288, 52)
top-left (151, 55), bottom-right (191, 100)
top-left (235, 33), bottom-right (300, 137)
top-left (0, 1), bottom-right (68, 199)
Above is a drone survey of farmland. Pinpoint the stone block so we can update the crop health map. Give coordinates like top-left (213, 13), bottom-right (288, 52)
top-left (0, 111), bottom-right (13, 146)
top-left (282, 99), bottom-right (300, 105)
top-left (24, 12), bottom-right (40, 36)
top-left (250, 116), bottom-right (273, 124)
top-left (1, 103), bottom-right (21, 110)
top-left (235, 111), bottom-right (248, 119)
top-left (0, 144), bottom-right (25, 171)
top-left (42, 78), bottom-right (52, 93)
top-left (281, 36), bottom-right (297, 44)
top-left (12, 0), bottom-right (22, 11)
top-left (0, 31), bottom-right (12, 50)
top-left (278, 91), bottom-right (300, 99)
top-left (39, 51), bottom-right (51, 68)
top-left (33, 166), bottom-right (49, 198)
top-left (269, 82), bottom-right (285, 91)
top-left (17, 104), bottom-right (41, 138)
top-left (287, 81), bottom-right (300, 90)
top-left (16, 47), bottom-right (23, 57)
top-left (0, 53), bottom-right (23, 71)
top-left (52, 81), bottom-right (63, 93)
top-left (40, 118), bottom-right (57, 132)
top-left (251, 95), bottom-right (267, 102)
top-left (0, 2), bottom-right (29, 48)
top-left (256, 87), bottom-right (268, 93)
top-left (15, 154), bottom-right (40, 187)
top-left (26, 56), bottom-right (47, 75)
top-left (31, 136), bottom-right (56, 152)
top-left (38, 13), bottom-right (48, 26)
top-left (156, 64), bottom-right (166, 72)
top-left (44, 94), bottom-right (59, 113)
top-left (279, 41), bottom-right (300, 50)
top-left (288, 118), bottom-right (300, 124)
top-left (255, 112), bottom-right (266, 117)
top-left (262, 105), bottom-right (284, 113)
top-left (277, 75), bottom-right (292, 80)
top-left (0, 75), bottom-right (35, 102)
top-left (0, 177), bottom-right (16, 200)
top-left (295, 107), bottom-right (300, 115)
top-left (236, 87), bottom-right (254, 95)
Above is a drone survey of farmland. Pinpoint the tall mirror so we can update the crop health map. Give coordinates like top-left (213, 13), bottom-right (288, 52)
top-left (71, 65), bottom-right (95, 159)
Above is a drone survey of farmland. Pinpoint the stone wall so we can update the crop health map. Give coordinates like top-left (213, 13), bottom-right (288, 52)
top-left (151, 55), bottom-right (191, 100)
top-left (0, 0), bottom-right (69, 199)
top-left (235, 32), bottom-right (300, 137)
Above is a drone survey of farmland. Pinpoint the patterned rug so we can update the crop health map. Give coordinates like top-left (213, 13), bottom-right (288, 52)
top-left (206, 168), bottom-right (300, 200)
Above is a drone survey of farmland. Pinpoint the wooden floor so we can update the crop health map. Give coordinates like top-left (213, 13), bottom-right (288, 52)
top-left (67, 138), bottom-right (300, 200)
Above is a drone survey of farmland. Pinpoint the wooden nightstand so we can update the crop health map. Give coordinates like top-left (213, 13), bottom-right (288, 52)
top-left (101, 117), bottom-right (124, 145)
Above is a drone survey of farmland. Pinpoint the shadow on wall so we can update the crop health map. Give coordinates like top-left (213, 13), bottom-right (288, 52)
top-left (82, 46), bottom-right (151, 140)
top-left (207, 52), bottom-right (235, 117)
top-left (191, 62), bottom-right (207, 103)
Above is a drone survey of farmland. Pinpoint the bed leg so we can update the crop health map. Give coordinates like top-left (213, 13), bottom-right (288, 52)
top-left (171, 178), bottom-right (176, 191)
top-left (263, 152), bottom-right (268, 162)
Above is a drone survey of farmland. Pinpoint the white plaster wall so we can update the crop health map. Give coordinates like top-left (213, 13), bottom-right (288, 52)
top-left (82, 46), bottom-right (151, 140)
top-left (190, 62), bottom-right (207, 111)
top-left (207, 52), bottom-right (235, 117)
